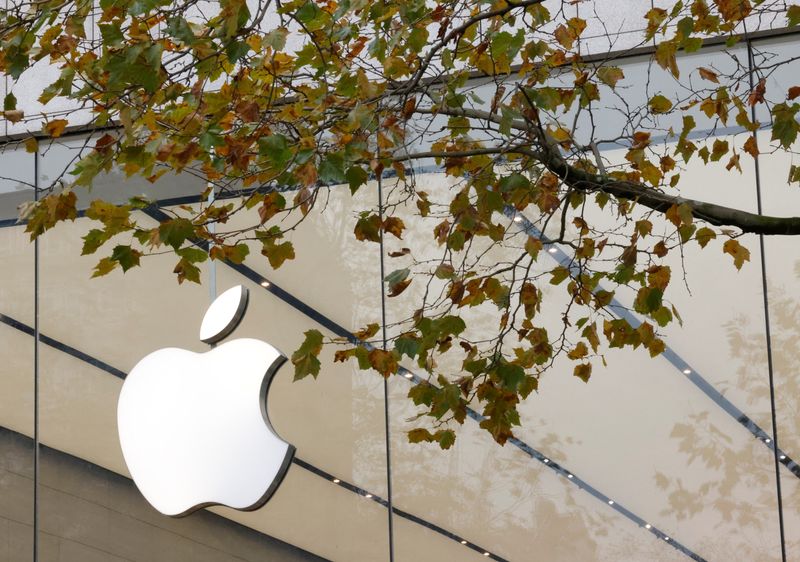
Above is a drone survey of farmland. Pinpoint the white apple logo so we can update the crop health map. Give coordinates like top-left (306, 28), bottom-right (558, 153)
top-left (117, 285), bottom-right (295, 517)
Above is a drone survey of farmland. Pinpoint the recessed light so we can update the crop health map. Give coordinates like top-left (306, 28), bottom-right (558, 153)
top-left (260, 281), bottom-right (270, 287)
top-left (513, 216), bottom-right (523, 223)
top-left (543, 458), bottom-right (549, 463)
top-left (608, 500), bottom-right (614, 505)
top-left (567, 474), bottom-right (574, 479)
top-left (483, 553), bottom-right (490, 557)
top-left (460, 540), bottom-right (467, 545)
top-left (645, 524), bottom-right (651, 529)
top-left (781, 455), bottom-right (787, 460)
top-left (548, 247), bottom-right (557, 253)
top-left (404, 373), bottom-right (413, 379)
top-left (682, 368), bottom-right (691, 374)
top-left (365, 493), bottom-right (373, 498)
top-left (765, 438), bottom-right (772, 443)
top-left (332, 478), bottom-right (340, 484)
top-left (664, 536), bottom-right (670, 541)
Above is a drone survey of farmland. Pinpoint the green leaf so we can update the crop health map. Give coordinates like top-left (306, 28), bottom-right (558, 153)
top-left (395, 335), bottom-right (419, 359)
top-left (291, 329), bottom-right (323, 380)
top-left (550, 266), bottom-right (570, 285)
top-left (345, 166), bottom-right (368, 194)
top-left (436, 315), bottom-right (466, 336)
top-left (158, 218), bottom-right (195, 249)
top-left (173, 257), bottom-right (201, 284)
top-left (384, 267), bottom-right (410, 286)
top-left (318, 153), bottom-right (347, 184)
top-left (436, 429), bottom-right (456, 450)
top-left (111, 245), bottom-right (142, 272)
top-left (81, 229), bottom-right (108, 255)
top-left (258, 134), bottom-right (293, 168)
top-left (3, 92), bottom-right (16, 112)
top-left (99, 23), bottom-right (125, 46)
top-left (177, 246), bottom-right (209, 263)
top-left (496, 362), bottom-right (525, 391)
top-left (771, 103), bottom-right (800, 149)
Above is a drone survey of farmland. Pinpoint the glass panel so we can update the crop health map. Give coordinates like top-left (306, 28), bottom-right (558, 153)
top-left (36, 137), bottom-right (390, 559)
top-left (751, 123), bottom-right (800, 561)
top-left (0, 144), bottom-right (35, 559)
top-left (385, 145), bottom-right (782, 560)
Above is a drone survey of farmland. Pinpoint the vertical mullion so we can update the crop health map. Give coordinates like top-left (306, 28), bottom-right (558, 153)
top-left (746, 37), bottom-right (787, 562)
top-left (377, 134), bottom-right (395, 562)
top-left (33, 146), bottom-right (40, 562)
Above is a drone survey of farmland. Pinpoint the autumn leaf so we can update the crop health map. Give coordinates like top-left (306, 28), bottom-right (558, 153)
top-left (649, 94), bottom-right (673, 114)
top-left (574, 363), bottom-right (592, 383)
top-left (723, 239), bottom-right (751, 270)
top-left (44, 119), bottom-right (69, 138)
top-left (382, 216), bottom-right (405, 239)
top-left (368, 348), bottom-right (398, 377)
top-left (743, 135), bottom-right (759, 158)
top-left (698, 67), bottom-right (719, 83)
top-left (596, 66), bottom-right (624, 89)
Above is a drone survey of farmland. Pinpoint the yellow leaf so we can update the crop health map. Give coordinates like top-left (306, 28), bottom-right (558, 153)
top-left (723, 239), bottom-right (750, 270)
top-left (24, 137), bottom-right (38, 153)
top-left (44, 119), bottom-right (68, 138)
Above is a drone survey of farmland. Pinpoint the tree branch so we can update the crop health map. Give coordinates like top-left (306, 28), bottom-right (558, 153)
top-left (410, 105), bottom-right (800, 236)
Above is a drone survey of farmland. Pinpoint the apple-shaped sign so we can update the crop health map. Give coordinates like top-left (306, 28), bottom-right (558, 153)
top-left (117, 285), bottom-right (295, 517)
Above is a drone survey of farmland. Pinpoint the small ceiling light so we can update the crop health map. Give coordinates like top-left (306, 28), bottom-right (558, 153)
top-left (260, 281), bottom-right (270, 287)
top-left (645, 524), bottom-right (652, 529)
top-left (683, 368), bottom-right (691, 375)
top-left (765, 438), bottom-right (772, 443)
top-left (567, 473), bottom-right (574, 479)
top-left (483, 553), bottom-right (490, 557)
top-left (543, 458), bottom-right (550, 463)
top-left (332, 478), bottom-right (340, 484)
top-left (365, 493), bottom-right (373, 499)
top-left (780, 455), bottom-right (787, 460)
top-left (548, 247), bottom-right (558, 253)
top-left (513, 216), bottom-right (523, 223)
top-left (460, 540), bottom-right (467, 545)
top-left (608, 500), bottom-right (614, 505)
top-left (664, 537), bottom-right (670, 541)
top-left (404, 373), bottom-right (413, 379)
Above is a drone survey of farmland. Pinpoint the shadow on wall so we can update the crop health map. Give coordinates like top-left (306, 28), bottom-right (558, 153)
top-left (655, 271), bottom-right (800, 560)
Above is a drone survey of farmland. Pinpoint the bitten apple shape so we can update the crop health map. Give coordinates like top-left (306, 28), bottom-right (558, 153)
top-left (117, 286), bottom-right (295, 517)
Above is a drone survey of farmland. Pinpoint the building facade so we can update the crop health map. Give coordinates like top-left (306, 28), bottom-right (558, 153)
top-left (1, 1), bottom-right (800, 561)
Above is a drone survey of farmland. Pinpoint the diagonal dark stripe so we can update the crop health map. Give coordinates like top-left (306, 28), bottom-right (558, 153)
top-left (0, 312), bottom-right (508, 561)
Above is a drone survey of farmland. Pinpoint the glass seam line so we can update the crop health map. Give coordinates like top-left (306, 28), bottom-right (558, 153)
top-left (0, 314), bottom-right (506, 562)
top-left (746, 36), bottom-right (787, 562)
top-left (376, 130), bottom-right (396, 561)
top-left (33, 141), bottom-right (40, 562)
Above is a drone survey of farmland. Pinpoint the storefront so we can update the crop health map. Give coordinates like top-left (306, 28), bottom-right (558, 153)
top-left (1, 6), bottom-right (799, 561)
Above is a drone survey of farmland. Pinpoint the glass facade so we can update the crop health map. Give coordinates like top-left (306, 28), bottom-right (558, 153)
top-left (1, 12), bottom-right (799, 562)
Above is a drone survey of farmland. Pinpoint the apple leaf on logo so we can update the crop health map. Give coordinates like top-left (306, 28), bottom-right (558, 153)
top-left (291, 329), bottom-right (323, 380)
